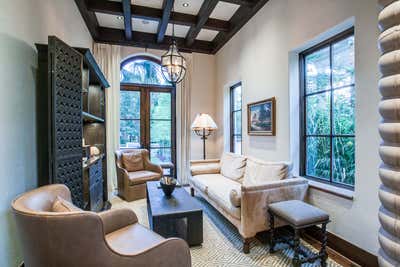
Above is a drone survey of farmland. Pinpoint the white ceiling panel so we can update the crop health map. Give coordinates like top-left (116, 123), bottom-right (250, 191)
top-left (132, 0), bottom-right (163, 9)
top-left (132, 18), bottom-right (159, 33)
top-left (96, 13), bottom-right (124, 30)
top-left (166, 24), bottom-right (190, 38)
top-left (173, 0), bottom-right (204, 15)
top-left (210, 1), bottom-right (240, 21)
top-left (196, 29), bottom-right (219, 41)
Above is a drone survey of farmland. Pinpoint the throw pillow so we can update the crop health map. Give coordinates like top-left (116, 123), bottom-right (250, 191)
top-left (52, 196), bottom-right (82, 212)
top-left (220, 152), bottom-right (247, 181)
top-left (121, 151), bottom-right (144, 172)
top-left (243, 157), bottom-right (290, 186)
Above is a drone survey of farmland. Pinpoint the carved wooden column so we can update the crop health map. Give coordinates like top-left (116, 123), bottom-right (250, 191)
top-left (378, 1), bottom-right (400, 266)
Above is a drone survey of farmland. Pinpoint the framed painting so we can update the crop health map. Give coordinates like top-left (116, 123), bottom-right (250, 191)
top-left (247, 97), bottom-right (276, 136)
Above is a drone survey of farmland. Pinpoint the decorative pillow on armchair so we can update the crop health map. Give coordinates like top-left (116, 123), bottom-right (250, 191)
top-left (52, 196), bottom-right (82, 212)
top-left (243, 157), bottom-right (291, 186)
top-left (220, 152), bottom-right (247, 181)
top-left (121, 151), bottom-right (144, 172)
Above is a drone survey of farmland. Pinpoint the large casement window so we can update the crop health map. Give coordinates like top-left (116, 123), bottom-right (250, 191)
top-left (230, 83), bottom-right (242, 154)
top-left (120, 56), bottom-right (176, 175)
top-left (299, 28), bottom-right (355, 188)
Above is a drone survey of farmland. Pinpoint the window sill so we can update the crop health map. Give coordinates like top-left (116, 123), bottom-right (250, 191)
top-left (303, 178), bottom-right (354, 200)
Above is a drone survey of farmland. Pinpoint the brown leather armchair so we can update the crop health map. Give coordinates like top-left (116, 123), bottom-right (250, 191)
top-left (11, 184), bottom-right (191, 267)
top-left (115, 149), bottom-right (163, 201)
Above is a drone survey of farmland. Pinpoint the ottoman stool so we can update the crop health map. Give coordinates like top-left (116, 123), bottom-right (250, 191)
top-left (268, 200), bottom-right (330, 267)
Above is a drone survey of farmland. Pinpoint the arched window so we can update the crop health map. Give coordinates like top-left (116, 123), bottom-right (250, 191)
top-left (120, 56), bottom-right (176, 176)
top-left (120, 56), bottom-right (171, 86)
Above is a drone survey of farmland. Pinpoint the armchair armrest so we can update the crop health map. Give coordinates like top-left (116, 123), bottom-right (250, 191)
top-left (99, 208), bottom-right (138, 234)
top-left (142, 151), bottom-right (163, 175)
top-left (190, 159), bottom-right (221, 176)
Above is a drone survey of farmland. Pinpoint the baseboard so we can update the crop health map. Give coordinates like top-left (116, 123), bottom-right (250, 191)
top-left (303, 226), bottom-right (378, 267)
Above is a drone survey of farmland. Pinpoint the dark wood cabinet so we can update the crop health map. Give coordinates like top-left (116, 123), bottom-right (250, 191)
top-left (36, 36), bottom-right (110, 211)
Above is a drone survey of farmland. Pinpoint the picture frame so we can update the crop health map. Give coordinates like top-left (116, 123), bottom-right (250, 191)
top-left (247, 97), bottom-right (276, 136)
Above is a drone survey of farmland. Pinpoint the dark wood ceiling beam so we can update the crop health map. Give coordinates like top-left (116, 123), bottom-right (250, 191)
top-left (96, 27), bottom-right (214, 54)
top-left (74, 0), bottom-right (100, 39)
top-left (185, 0), bottom-right (219, 47)
top-left (122, 0), bottom-right (132, 40)
top-left (87, 0), bottom-right (229, 32)
top-left (220, 0), bottom-right (255, 7)
top-left (212, 0), bottom-right (270, 53)
top-left (157, 0), bottom-right (174, 43)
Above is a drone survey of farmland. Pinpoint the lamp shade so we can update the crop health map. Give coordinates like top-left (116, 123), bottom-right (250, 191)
top-left (191, 113), bottom-right (218, 130)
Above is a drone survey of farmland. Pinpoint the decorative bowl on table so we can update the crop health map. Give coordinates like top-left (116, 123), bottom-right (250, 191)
top-left (160, 176), bottom-right (177, 197)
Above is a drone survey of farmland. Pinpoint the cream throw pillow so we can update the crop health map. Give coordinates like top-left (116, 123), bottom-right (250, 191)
top-left (220, 152), bottom-right (246, 181)
top-left (243, 157), bottom-right (290, 186)
top-left (122, 151), bottom-right (144, 172)
top-left (52, 196), bottom-right (82, 212)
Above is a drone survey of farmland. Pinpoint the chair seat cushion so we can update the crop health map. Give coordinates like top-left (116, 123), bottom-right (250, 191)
top-left (105, 223), bottom-right (164, 255)
top-left (128, 171), bottom-right (161, 185)
top-left (268, 200), bottom-right (329, 227)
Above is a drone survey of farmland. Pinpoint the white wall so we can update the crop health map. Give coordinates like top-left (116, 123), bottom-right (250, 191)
top-left (0, 0), bottom-right (92, 266)
top-left (120, 47), bottom-right (218, 160)
top-left (215, 0), bottom-right (380, 255)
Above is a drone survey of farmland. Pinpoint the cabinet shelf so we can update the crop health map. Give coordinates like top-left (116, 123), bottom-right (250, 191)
top-left (82, 111), bottom-right (104, 123)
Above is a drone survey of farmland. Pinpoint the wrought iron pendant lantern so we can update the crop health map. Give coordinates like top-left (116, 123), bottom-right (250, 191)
top-left (161, 3), bottom-right (187, 85)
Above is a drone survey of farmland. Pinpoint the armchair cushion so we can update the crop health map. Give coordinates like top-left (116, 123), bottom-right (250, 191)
top-left (243, 157), bottom-right (290, 186)
top-left (122, 151), bottom-right (144, 172)
top-left (128, 171), bottom-right (162, 185)
top-left (220, 152), bottom-right (246, 181)
top-left (190, 163), bottom-right (220, 176)
top-left (51, 196), bottom-right (82, 212)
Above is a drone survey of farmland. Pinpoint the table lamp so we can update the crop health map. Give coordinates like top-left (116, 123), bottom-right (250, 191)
top-left (191, 113), bottom-right (218, 160)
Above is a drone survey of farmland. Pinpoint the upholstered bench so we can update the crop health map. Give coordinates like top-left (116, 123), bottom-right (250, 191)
top-left (268, 200), bottom-right (330, 267)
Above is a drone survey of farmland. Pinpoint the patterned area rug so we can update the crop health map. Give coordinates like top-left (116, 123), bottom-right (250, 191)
top-left (110, 193), bottom-right (342, 267)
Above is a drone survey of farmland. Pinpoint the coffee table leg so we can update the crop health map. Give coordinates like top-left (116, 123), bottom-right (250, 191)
top-left (187, 212), bottom-right (203, 246)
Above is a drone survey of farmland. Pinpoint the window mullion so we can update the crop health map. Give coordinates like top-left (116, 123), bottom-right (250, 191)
top-left (329, 43), bottom-right (334, 184)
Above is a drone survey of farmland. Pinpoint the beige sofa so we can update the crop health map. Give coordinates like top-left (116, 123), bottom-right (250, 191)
top-left (189, 153), bottom-right (308, 253)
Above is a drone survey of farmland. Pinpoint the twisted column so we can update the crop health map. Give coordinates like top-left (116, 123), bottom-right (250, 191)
top-left (379, 1), bottom-right (400, 266)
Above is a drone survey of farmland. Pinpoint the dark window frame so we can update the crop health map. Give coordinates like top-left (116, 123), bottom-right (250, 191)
top-left (299, 27), bottom-right (355, 190)
top-left (120, 56), bottom-right (176, 177)
top-left (230, 82), bottom-right (242, 154)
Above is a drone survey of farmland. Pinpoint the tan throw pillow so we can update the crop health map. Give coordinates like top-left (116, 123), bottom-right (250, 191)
top-left (220, 152), bottom-right (246, 181)
top-left (52, 196), bottom-right (81, 212)
top-left (122, 151), bottom-right (144, 172)
top-left (243, 157), bottom-right (290, 186)
top-left (229, 189), bottom-right (241, 207)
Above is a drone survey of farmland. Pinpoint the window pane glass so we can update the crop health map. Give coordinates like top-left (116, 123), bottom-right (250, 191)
top-left (233, 111), bottom-right (242, 135)
top-left (333, 137), bottom-right (355, 186)
top-left (233, 135), bottom-right (242, 155)
top-left (120, 91), bottom-right (140, 119)
top-left (333, 87), bottom-right (355, 135)
top-left (150, 92), bottom-right (171, 120)
top-left (305, 47), bottom-right (331, 94)
top-left (121, 59), bottom-right (171, 86)
top-left (151, 148), bottom-right (172, 164)
top-left (120, 120), bottom-right (140, 148)
top-left (306, 137), bottom-right (331, 180)
top-left (232, 86), bottom-right (242, 110)
top-left (332, 36), bottom-right (354, 88)
top-left (150, 120), bottom-right (171, 147)
top-left (306, 92), bottom-right (331, 135)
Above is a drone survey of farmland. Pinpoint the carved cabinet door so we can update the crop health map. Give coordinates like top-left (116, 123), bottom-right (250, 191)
top-left (48, 36), bottom-right (83, 207)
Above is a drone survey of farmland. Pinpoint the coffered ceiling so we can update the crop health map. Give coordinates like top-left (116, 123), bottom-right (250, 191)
top-left (75, 0), bottom-right (270, 54)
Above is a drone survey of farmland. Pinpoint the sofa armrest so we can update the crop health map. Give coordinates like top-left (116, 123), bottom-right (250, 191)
top-left (99, 208), bottom-right (138, 235)
top-left (239, 178), bottom-right (309, 238)
top-left (190, 159), bottom-right (220, 165)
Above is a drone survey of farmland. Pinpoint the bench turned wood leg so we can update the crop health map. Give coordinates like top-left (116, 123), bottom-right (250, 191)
top-left (292, 229), bottom-right (301, 267)
top-left (268, 210), bottom-right (276, 253)
top-left (320, 222), bottom-right (328, 267)
top-left (243, 238), bottom-right (251, 254)
top-left (190, 187), bottom-right (195, 197)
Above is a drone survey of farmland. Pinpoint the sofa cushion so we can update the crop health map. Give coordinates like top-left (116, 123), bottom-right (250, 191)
top-left (189, 174), bottom-right (222, 193)
top-left (122, 151), bottom-right (144, 172)
top-left (191, 163), bottom-right (220, 176)
top-left (243, 157), bottom-right (290, 186)
top-left (52, 196), bottom-right (81, 212)
top-left (128, 171), bottom-right (161, 185)
top-left (220, 152), bottom-right (246, 181)
top-left (229, 189), bottom-right (241, 207)
top-left (207, 180), bottom-right (241, 220)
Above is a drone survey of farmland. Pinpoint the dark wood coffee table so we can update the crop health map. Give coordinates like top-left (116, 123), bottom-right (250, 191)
top-left (146, 181), bottom-right (203, 246)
